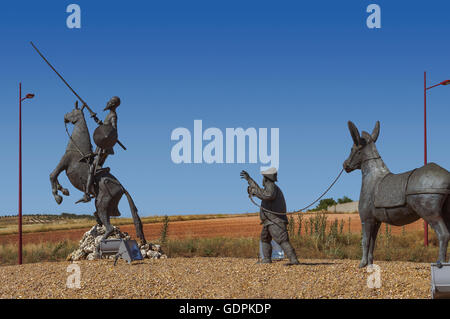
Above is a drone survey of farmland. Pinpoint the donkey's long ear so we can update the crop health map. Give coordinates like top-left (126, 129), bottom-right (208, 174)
top-left (348, 121), bottom-right (361, 146)
top-left (371, 121), bottom-right (380, 143)
top-left (75, 101), bottom-right (79, 109)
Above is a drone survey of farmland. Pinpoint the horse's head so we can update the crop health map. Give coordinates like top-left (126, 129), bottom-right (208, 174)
top-left (343, 121), bottom-right (380, 173)
top-left (64, 101), bottom-right (85, 124)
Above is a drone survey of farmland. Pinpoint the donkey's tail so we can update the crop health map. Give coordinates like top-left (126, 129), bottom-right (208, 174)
top-left (123, 188), bottom-right (146, 244)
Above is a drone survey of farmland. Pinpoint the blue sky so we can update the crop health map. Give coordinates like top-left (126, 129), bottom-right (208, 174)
top-left (1, 1), bottom-right (450, 217)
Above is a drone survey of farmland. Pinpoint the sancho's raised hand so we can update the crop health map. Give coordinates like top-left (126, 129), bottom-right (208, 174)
top-left (240, 170), bottom-right (250, 181)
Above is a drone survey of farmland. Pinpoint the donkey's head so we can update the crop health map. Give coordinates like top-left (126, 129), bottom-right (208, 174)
top-left (64, 101), bottom-right (85, 124)
top-left (343, 121), bottom-right (380, 173)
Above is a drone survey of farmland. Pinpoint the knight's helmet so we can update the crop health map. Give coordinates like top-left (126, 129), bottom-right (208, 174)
top-left (104, 96), bottom-right (121, 111)
top-left (261, 167), bottom-right (278, 182)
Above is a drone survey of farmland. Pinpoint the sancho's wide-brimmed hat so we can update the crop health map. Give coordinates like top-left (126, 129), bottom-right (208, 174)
top-left (261, 167), bottom-right (277, 182)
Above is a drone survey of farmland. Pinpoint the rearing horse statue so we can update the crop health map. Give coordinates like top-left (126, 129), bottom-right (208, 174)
top-left (49, 102), bottom-right (146, 245)
top-left (344, 121), bottom-right (450, 268)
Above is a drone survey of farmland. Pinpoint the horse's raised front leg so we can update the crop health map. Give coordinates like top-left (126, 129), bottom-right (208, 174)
top-left (49, 158), bottom-right (67, 204)
top-left (57, 184), bottom-right (70, 196)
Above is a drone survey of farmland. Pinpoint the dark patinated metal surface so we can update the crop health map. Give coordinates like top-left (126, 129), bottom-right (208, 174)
top-left (374, 170), bottom-right (414, 208)
top-left (49, 102), bottom-right (146, 245)
top-left (93, 124), bottom-right (118, 149)
top-left (240, 169), bottom-right (300, 265)
top-left (407, 163), bottom-right (450, 195)
top-left (343, 121), bottom-right (450, 268)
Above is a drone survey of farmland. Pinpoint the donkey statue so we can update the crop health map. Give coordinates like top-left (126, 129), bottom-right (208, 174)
top-left (344, 121), bottom-right (450, 268)
top-left (49, 102), bottom-right (146, 245)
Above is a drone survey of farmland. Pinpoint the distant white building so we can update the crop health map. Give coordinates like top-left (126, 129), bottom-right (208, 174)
top-left (327, 201), bottom-right (359, 213)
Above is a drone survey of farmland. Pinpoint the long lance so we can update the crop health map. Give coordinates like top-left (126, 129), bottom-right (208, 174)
top-left (30, 41), bottom-right (127, 151)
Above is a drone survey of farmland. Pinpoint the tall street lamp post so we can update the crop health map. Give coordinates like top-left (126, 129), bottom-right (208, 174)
top-left (18, 82), bottom-right (34, 264)
top-left (423, 72), bottom-right (450, 247)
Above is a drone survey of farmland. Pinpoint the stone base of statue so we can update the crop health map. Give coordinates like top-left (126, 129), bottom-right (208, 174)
top-left (67, 224), bottom-right (167, 261)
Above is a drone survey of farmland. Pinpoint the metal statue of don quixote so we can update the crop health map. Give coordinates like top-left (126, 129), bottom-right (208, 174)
top-left (31, 42), bottom-right (147, 250)
top-left (344, 121), bottom-right (450, 268)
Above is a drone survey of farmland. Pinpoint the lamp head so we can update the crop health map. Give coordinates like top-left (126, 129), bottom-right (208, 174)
top-left (25, 93), bottom-right (35, 99)
top-left (440, 80), bottom-right (450, 86)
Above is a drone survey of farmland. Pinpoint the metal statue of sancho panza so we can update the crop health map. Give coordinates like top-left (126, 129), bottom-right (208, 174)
top-left (241, 168), bottom-right (300, 265)
top-left (31, 42), bottom-right (146, 244)
top-left (344, 121), bottom-right (450, 268)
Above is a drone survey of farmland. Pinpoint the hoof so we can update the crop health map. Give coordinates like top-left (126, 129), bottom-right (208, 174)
top-left (359, 260), bottom-right (368, 268)
top-left (61, 188), bottom-right (70, 196)
top-left (437, 261), bottom-right (443, 269)
top-left (55, 195), bottom-right (63, 205)
top-left (257, 259), bottom-right (272, 264)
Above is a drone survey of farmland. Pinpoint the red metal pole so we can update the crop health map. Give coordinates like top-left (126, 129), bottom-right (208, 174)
top-left (424, 72), bottom-right (429, 247)
top-left (18, 83), bottom-right (23, 264)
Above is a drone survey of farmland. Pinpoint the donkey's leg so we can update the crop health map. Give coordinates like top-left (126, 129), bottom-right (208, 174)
top-left (49, 158), bottom-right (67, 204)
top-left (426, 219), bottom-right (449, 267)
top-left (368, 222), bottom-right (381, 266)
top-left (442, 198), bottom-right (450, 262)
top-left (437, 221), bottom-right (449, 266)
top-left (409, 194), bottom-right (450, 266)
top-left (359, 221), bottom-right (371, 268)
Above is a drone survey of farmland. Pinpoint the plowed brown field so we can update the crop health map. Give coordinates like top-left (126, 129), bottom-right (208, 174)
top-left (0, 213), bottom-right (425, 245)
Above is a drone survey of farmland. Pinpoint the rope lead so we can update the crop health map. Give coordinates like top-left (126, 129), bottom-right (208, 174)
top-left (248, 168), bottom-right (345, 216)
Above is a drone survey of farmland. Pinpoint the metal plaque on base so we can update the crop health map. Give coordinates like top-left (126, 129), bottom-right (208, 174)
top-left (99, 239), bottom-right (143, 265)
top-left (431, 263), bottom-right (450, 299)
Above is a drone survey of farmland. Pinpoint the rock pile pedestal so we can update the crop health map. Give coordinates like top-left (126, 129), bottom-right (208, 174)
top-left (68, 224), bottom-right (167, 261)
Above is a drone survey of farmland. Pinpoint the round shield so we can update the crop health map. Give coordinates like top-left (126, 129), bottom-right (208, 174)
top-left (93, 124), bottom-right (118, 149)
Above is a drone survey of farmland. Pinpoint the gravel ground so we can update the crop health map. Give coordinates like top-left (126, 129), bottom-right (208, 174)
top-left (0, 257), bottom-right (431, 299)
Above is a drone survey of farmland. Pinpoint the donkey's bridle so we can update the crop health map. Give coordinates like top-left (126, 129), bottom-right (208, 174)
top-left (347, 142), bottom-right (381, 165)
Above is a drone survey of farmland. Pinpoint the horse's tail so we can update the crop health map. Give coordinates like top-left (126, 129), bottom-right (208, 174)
top-left (122, 187), bottom-right (146, 244)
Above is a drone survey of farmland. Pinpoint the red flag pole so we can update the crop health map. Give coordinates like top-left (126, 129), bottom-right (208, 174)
top-left (18, 82), bottom-right (23, 264)
top-left (424, 72), bottom-right (429, 247)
